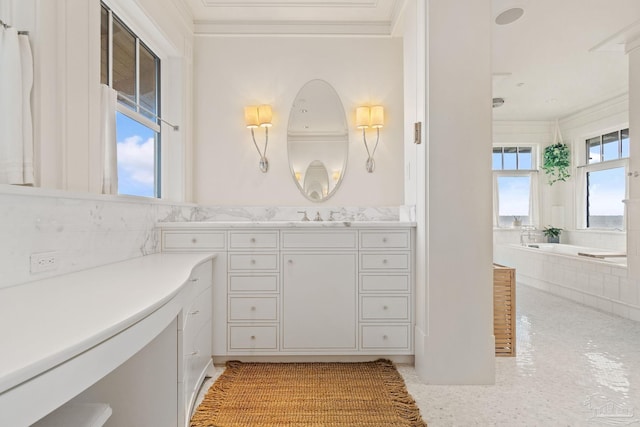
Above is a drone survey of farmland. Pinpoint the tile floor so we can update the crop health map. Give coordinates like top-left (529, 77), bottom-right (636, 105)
top-left (401, 285), bottom-right (640, 426)
top-left (197, 285), bottom-right (640, 426)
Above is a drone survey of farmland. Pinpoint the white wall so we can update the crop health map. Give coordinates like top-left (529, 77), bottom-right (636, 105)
top-left (192, 36), bottom-right (404, 206)
top-left (416, 0), bottom-right (495, 384)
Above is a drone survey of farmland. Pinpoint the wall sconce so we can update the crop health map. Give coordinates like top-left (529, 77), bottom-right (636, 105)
top-left (244, 104), bottom-right (273, 172)
top-left (356, 105), bottom-right (384, 173)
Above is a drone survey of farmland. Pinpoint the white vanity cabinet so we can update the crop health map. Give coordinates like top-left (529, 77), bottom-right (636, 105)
top-left (227, 231), bottom-right (280, 353)
top-left (359, 231), bottom-right (412, 354)
top-left (180, 260), bottom-right (213, 425)
top-left (282, 231), bottom-right (358, 351)
top-left (160, 224), bottom-right (414, 359)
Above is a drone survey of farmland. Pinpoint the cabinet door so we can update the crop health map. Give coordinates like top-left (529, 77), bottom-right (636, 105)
top-left (282, 253), bottom-right (357, 350)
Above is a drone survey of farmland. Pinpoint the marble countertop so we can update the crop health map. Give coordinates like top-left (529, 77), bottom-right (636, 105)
top-left (156, 220), bottom-right (416, 228)
top-left (0, 252), bottom-right (215, 395)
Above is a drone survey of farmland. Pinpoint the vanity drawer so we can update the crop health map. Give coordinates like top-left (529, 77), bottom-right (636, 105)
top-left (229, 231), bottom-right (279, 250)
top-left (361, 325), bottom-right (410, 350)
top-left (163, 231), bottom-right (226, 250)
top-left (229, 253), bottom-right (278, 271)
top-left (360, 296), bottom-right (409, 321)
top-left (281, 231), bottom-right (357, 249)
top-left (184, 288), bottom-right (212, 354)
top-left (229, 296), bottom-right (278, 321)
top-left (229, 274), bottom-right (278, 292)
top-left (188, 261), bottom-right (213, 296)
top-left (229, 325), bottom-right (278, 350)
top-left (360, 274), bottom-right (410, 292)
top-left (360, 231), bottom-right (410, 250)
top-left (360, 253), bottom-right (410, 270)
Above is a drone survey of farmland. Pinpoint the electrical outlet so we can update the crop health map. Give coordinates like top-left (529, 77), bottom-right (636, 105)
top-left (30, 251), bottom-right (59, 274)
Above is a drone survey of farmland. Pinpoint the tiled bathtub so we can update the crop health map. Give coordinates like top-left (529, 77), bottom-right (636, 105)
top-left (494, 243), bottom-right (640, 322)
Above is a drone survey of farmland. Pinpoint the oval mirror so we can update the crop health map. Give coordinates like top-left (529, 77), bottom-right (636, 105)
top-left (287, 79), bottom-right (348, 202)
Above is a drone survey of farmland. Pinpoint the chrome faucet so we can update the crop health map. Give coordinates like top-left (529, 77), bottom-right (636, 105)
top-left (328, 211), bottom-right (339, 221)
top-left (314, 211), bottom-right (323, 221)
top-left (520, 225), bottom-right (537, 245)
top-left (297, 210), bottom-right (310, 221)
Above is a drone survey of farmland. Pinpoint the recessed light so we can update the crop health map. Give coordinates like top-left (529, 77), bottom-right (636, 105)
top-left (495, 7), bottom-right (524, 25)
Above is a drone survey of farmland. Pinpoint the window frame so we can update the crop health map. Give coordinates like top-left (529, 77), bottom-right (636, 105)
top-left (492, 145), bottom-right (538, 171)
top-left (492, 144), bottom-right (540, 229)
top-left (577, 127), bottom-right (629, 230)
top-left (101, 3), bottom-right (162, 198)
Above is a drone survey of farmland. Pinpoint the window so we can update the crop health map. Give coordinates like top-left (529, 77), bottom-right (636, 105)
top-left (101, 4), bottom-right (161, 198)
top-left (492, 146), bottom-right (538, 228)
top-left (582, 128), bottom-right (629, 229)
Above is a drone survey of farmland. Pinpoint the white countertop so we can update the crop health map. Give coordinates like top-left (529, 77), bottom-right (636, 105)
top-left (156, 220), bottom-right (416, 228)
top-left (0, 252), bottom-right (215, 395)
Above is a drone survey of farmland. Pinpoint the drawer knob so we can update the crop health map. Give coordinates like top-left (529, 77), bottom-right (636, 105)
top-left (382, 238), bottom-right (388, 243)
top-left (251, 306), bottom-right (256, 311)
top-left (251, 259), bottom-right (256, 265)
top-left (190, 278), bottom-right (199, 282)
top-left (383, 305), bottom-right (388, 310)
top-left (383, 335), bottom-right (388, 340)
top-left (190, 310), bottom-right (200, 315)
top-left (190, 350), bottom-right (199, 356)
top-left (382, 259), bottom-right (388, 264)
top-left (288, 259), bottom-right (293, 264)
top-left (250, 238), bottom-right (256, 243)
top-left (191, 238), bottom-right (197, 244)
top-left (250, 335), bottom-right (256, 340)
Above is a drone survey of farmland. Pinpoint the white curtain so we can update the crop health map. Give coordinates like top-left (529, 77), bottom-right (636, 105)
top-left (100, 84), bottom-right (118, 194)
top-left (492, 173), bottom-right (500, 227)
top-left (0, 27), bottom-right (33, 185)
top-left (528, 170), bottom-right (539, 227)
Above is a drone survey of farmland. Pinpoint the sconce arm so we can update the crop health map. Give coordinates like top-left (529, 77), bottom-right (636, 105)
top-left (250, 128), bottom-right (266, 158)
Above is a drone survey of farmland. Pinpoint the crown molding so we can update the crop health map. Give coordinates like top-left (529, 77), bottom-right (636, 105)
top-left (201, 0), bottom-right (377, 6)
top-left (194, 19), bottom-right (392, 36)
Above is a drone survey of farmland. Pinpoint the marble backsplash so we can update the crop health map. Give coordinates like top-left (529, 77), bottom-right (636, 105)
top-left (0, 188), bottom-right (182, 289)
top-left (159, 205), bottom-right (414, 223)
top-left (1, 186), bottom-right (414, 288)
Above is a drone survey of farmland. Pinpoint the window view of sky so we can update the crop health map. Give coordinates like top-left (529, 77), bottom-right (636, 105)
top-left (116, 112), bottom-right (156, 197)
top-left (588, 167), bottom-right (625, 216)
top-left (498, 176), bottom-right (530, 217)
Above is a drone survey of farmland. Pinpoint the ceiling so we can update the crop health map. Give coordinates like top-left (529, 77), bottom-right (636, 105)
top-left (184, 0), bottom-right (640, 121)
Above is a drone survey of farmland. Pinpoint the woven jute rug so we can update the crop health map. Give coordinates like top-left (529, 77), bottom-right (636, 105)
top-left (190, 359), bottom-right (427, 427)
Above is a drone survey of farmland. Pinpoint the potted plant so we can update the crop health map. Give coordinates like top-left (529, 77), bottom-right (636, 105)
top-left (543, 143), bottom-right (571, 185)
top-left (512, 216), bottom-right (522, 227)
top-left (543, 226), bottom-right (562, 243)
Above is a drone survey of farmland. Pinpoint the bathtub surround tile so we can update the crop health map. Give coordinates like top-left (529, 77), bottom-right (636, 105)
top-left (588, 274), bottom-right (605, 295)
top-left (495, 244), bottom-right (640, 321)
top-left (612, 301), bottom-right (631, 318)
top-left (620, 278), bottom-right (639, 306)
top-left (603, 275), bottom-right (621, 300)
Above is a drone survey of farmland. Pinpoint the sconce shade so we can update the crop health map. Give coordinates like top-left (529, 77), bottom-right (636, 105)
top-left (356, 106), bottom-right (370, 129)
top-left (370, 105), bottom-right (384, 128)
top-left (244, 106), bottom-right (259, 128)
top-left (258, 104), bottom-right (273, 127)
